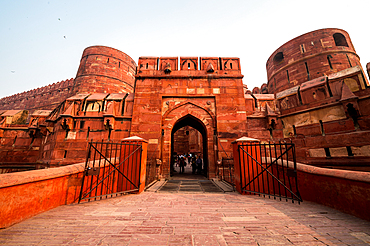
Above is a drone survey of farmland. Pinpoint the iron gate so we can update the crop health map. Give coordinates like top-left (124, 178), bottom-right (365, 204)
top-left (78, 140), bottom-right (143, 203)
top-left (217, 157), bottom-right (234, 185)
top-left (237, 141), bottom-right (302, 203)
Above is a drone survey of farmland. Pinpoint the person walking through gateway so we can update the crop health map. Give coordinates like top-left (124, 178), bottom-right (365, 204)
top-left (179, 157), bottom-right (185, 174)
top-left (196, 155), bottom-right (202, 174)
top-left (191, 155), bottom-right (197, 174)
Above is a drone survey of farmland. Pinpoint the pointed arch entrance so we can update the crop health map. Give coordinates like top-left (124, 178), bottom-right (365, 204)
top-left (161, 102), bottom-right (216, 179)
top-left (171, 114), bottom-right (208, 176)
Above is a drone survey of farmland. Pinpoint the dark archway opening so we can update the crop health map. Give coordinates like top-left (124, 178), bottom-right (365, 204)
top-left (170, 114), bottom-right (208, 178)
top-left (333, 33), bottom-right (349, 47)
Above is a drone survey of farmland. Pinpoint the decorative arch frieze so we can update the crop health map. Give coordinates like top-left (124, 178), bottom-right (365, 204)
top-left (162, 101), bottom-right (216, 128)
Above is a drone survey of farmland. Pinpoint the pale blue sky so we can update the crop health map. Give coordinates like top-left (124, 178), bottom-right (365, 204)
top-left (0, 0), bottom-right (369, 98)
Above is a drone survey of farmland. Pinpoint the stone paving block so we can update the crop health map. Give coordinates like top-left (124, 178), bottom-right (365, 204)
top-left (119, 226), bottom-right (162, 235)
top-left (222, 234), bottom-right (258, 245)
top-left (161, 226), bottom-right (174, 234)
top-left (351, 232), bottom-right (370, 243)
top-left (94, 225), bottom-right (125, 234)
top-left (141, 220), bottom-right (167, 227)
top-left (222, 216), bottom-right (258, 222)
top-left (173, 226), bottom-right (222, 235)
top-left (291, 242), bottom-right (326, 246)
top-left (40, 237), bottom-right (77, 245)
top-left (286, 225), bottom-right (317, 234)
top-left (220, 226), bottom-right (253, 235)
top-left (96, 234), bottom-right (132, 245)
top-left (284, 234), bottom-right (322, 243)
top-left (193, 234), bottom-right (226, 246)
top-left (264, 225), bottom-right (297, 235)
top-left (67, 234), bottom-right (106, 245)
top-left (253, 235), bottom-right (293, 245)
top-left (168, 234), bottom-right (192, 245)
top-left (128, 234), bottom-right (169, 245)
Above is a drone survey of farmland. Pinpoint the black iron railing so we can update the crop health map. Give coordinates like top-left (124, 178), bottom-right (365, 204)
top-left (237, 141), bottom-right (302, 203)
top-left (217, 157), bottom-right (235, 186)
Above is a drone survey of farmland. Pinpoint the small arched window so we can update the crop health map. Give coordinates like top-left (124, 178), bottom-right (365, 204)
top-left (333, 33), bottom-right (348, 47)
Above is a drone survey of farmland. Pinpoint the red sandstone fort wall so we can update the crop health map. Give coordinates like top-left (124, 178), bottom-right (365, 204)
top-left (0, 79), bottom-right (74, 111)
top-left (0, 46), bottom-right (137, 112)
top-left (0, 28), bottom-right (369, 183)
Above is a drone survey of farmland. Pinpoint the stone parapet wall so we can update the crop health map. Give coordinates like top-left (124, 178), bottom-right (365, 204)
top-left (296, 162), bottom-right (370, 221)
top-left (0, 162), bottom-right (85, 228)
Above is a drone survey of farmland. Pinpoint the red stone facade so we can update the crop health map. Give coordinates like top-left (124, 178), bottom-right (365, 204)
top-left (72, 46), bottom-right (136, 94)
top-left (1, 28), bottom-right (370, 184)
top-left (131, 56), bottom-right (246, 179)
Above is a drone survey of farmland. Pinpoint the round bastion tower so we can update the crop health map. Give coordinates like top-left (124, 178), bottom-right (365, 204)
top-left (266, 28), bottom-right (363, 94)
top-left (72, 46), bottom-right (137, 94)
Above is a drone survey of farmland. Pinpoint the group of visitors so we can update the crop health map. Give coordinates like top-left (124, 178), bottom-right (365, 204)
top-left (174, 153), bottom-right (203, 174)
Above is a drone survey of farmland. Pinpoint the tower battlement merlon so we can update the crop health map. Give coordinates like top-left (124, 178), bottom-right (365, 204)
top-left (137, 56), bottom-right (242, 77)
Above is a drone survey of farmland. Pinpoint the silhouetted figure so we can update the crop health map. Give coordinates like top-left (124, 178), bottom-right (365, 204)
top-left (191, 156), bottom-right (196, 174)
top-left (196, 156), bottom-right (202, 174)
top-left (179, 157), bottom-right (185, 174)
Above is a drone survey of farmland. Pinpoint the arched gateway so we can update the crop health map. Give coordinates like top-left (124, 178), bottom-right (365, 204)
top-left (161, 102), bottom-right (216, 178)
top-left (131, 56), bottom-right (246, 184)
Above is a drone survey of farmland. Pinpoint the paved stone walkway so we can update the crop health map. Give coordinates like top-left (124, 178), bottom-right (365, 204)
top-left (1, 190), bottom-right (370, 245)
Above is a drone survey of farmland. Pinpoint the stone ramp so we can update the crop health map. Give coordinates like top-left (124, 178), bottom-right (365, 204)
top-left (212, 178), bottom-right (235, 192)
top-left (145, 179), bottom-right (167, 192)
top-left (1, 192), bottom-right (370, 245)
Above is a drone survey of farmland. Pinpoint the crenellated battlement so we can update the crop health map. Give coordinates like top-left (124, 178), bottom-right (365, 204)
top-left (137, 56), bottom-right (241, 77)
top-left (0, 78), bottom-right (74, 111)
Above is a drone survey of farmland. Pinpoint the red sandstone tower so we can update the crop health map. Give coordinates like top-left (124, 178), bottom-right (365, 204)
top-left (262, 28), bottom-right (370, 167)
top-left (266, 28), bottom-right (366, 94)
top-left (73, 46), bottom-right (137, 94)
